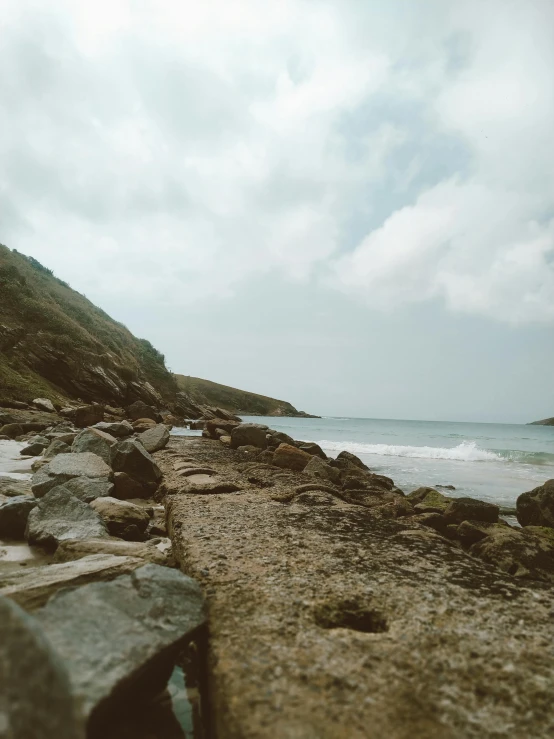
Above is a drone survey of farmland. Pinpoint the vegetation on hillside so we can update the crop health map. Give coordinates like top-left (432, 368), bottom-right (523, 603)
top-left (0, 245), bottom-right (177, 405)
top-left (175, 375), bottom-right (305, 416)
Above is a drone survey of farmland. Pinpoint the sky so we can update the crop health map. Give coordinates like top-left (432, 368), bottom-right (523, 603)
top-left (1, 0), bottom-right (553, 423)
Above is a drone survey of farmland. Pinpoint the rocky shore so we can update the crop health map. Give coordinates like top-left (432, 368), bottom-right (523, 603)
top-left (1, 406), bottom-right (554, 737)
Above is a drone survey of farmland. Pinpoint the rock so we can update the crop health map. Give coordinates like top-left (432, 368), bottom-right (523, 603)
top-left (273, 443), bottom-right (312, 472)
top-left (49, 432), bottom-right (78, 445)
top-left (407, 487), bottom-right (450, 513)
top-left (126, 400), bottom-right (161, 422)
top-left (516, 479), bottom-right (554, 528)
top-left (111, 439), bottom-right (162, 497)
top-left (266, 430), bottom-right (296, 448)
top-left (0, 423), bottom-right (24, 438)
top-left (0, 554), bottom-right (143, 611)
top-left (0, 477), bottom-right (32, 497)
top-left (36, 565), bottom-right (206, 726)
top-left (469, 525), bottom-right (554, 580)
top-left (71, 428), bottom-right (117, 465)
top-left (304, 455), bottom-right (341, 485)
top-left (51, 477), bottom-right (114, 503)
top-left (336, 450), bottom-right (369, 470)
top-left (0, 496), bottom-right (37, 538)
top-left (93, 420), bottom-right (134, 438)
top-left (190, 420), bottom-right (206, 430)
top-left (297, 442), bottom-right (327, 459)
top-left (33, 398), bottom-right (56, 413)
top-left (0, 411), bottom-right (15, 424)
top-left (52, 537), bottom-right (174, 567)
top-left (295, 491), bottom-right (338, 506)
top-left (137, 424), bottom-right (170, 453)
top-left (444, 497), bottom-right (500, 525)
top-left (31, 453), bottom-right (113, 498)
top-left (89, 497), bottom-right (151, 541)
top-left (19, 441), bottom-right (46, 456)
top-left (455, 520), bottom-right (498, 546)
top-left (0, 596), bottom-right (84, 739)
top-left (230, 423), bottom-right (269, 450)
top-left (74, 405), bottom-right (104, 428)
top-left (113, 472), bottom-right (147, 500)
top-left (43, 438), bottom-right (71, 460)
top-left (26, 488), bottom-right (109, 550)
top-left (132, 418), bottom-right (157, 432)
top-left (206, 419), bottom-right (240, 439)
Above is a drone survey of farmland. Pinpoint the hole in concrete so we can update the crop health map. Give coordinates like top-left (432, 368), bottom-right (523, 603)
top-left (313, 599), bottom-right (388, 633)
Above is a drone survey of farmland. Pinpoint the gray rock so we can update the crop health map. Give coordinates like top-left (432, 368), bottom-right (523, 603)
top-left (43, 439), bottom-right (71, 461)
top-left (26, 487), bottom-right (109, 550)
top-left (230, 423), bottom-right (269, 450)
top-left (50, 477), bottom-right (114, 503)
top-left (336, 450), bottom-right (369, 470)
top-left (93, 421), bottom-right (134, 438)
top-left (0, 496), bottom-right (37, 539)
top-left (0, 596), bottom-right (84, 739)
top-left (32, 397), bottom-right (56, 413)
top-left (36, 565), bottom-right (206, 725)
top-left (304, 455), bottom-right (341, 485)
top-left (89, 497), bottom-right (151, 541)
top-left (52, 537), bottom-right (174, 567)
top-left (298, 442), bottom-right (327, 459)
top-left (72, 428), bottom-right (117, 465)
top-left (19, 441), bottom-right (47, 456)
top-left (112, 440), bottom-right (162, 497)
top-left (138, 424), bottom-right (170, 454)
top-left (126, 401), bottom-right (160, 422)
top-left (0, 554), bottom-right (143, 611)
top-left (0, 477), bottom-right (32, 497)
top-left (31, 453), bottom-right (113, 498)
top-left (0, 423), bottom-right (24, 438)
top-left (516, 479), bottom-right (554, 528)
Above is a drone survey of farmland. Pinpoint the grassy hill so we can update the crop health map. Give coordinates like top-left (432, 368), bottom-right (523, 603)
top-left (175, 375), bottom-right (316, 417)
top-left (0, 244), bottom-right (177, 406)
top-left (529, 417), bottom-right (554, 426)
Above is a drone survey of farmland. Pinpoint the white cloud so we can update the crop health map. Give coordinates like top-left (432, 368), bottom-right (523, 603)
top-left (0, 0), bottom-right (553, 322)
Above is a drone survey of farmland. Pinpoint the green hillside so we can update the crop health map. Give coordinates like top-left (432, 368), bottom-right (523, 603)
top-left (175, 375), bottom-right (316, 417)
top-left (0, 244), bottom-right (177, 406)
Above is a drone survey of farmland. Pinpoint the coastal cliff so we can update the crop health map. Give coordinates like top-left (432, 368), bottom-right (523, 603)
top-left (529, 417), bottom-right (554, 426)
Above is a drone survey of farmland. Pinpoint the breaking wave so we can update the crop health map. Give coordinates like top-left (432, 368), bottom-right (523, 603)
top-left (317, 440), bottom-right (503, 462)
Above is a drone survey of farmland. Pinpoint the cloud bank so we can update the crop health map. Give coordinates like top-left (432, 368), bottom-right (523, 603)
top-left (1, 0), bottom-right (552, 323)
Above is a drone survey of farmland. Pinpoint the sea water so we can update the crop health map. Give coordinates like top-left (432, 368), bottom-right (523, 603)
top-left (230, 417), bottom-right (554, 508)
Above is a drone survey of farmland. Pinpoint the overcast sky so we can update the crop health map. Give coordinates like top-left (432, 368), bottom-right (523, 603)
top-left (1, 0), bottom-right (553, 423)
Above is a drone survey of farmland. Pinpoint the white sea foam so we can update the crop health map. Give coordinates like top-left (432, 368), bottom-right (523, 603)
top-left (317, 440), bottom-right (502, 462)
top-left (0, 440), bottom-right (35, 480)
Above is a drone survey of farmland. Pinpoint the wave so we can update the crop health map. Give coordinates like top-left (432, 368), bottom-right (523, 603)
top-left (316, 439), bottom-right (554, 466)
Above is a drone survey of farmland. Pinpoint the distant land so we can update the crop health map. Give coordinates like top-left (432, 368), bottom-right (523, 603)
top-left (0, 245), bottom-right (317, 418)
top-left (175, 375), bottom-right (318, 418)
top-left (528, 417), bottom-right (554, 426)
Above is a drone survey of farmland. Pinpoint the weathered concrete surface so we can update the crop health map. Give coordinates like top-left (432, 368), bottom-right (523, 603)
top-left (0, 553), bottom-right (143, 611)
top-left (160, 437), bottom-right (554, 739)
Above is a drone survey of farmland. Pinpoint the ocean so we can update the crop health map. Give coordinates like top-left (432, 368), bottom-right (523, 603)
top-left (174, 416), bottom-right (554, 508)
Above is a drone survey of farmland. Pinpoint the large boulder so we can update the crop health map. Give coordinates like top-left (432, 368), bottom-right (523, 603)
top-left (26, 488), bottom-right (109, 550)
top-left (32, 398), bottom-right (56, 413)
top-left (336, 450), bottom-right (369, 470)
top-left (132, 418), bottom-right (157, 432)
top-left (49, 477), bottom-right (114, 503)
top-left (304, 455), bottom-right (341, 485)
top-left (19, 441), bottom-right (47, 457)
top-left (297, 442), bottom-right (327, 459)
top-left (111, 439), bottom-right (162, 497)
top-left (31, 453), bottom-right (113, 498)
top-left (93, 421), bottom-right (134, 438)
top-left (113, 472), bottom-right (147, 500)
top-left (89, 497), bottom-right (151, 541)
top-left (469, 525), bottom-right (554, 580)
top-left (74, 405), bottom-right (104, 429)
top-left (273, 443), bottom-right (312, 472)
top-left (230, 423), bottom-right (269, 450)
top-left (0, 496), bottom-right (37, 539)
top-left (72, 428), bottom-right (117, 466)
top-left (126, 401), bottom-right (160, 422)
top-left (0, 554), bottom-right (143, 611)
top-left (206, 419), bottom-right (240, 439)
top-left (36, 565), bottom-right (206, 726)
top-left (444, 497), bottom-right (499, 525)
top-left (137, 424), bottom-right (170, 454)
top-left (516, 480), bottom-right (554, 528)
top-left (266, 430), bottom-right (296, 448)
top-left (0, 596), bottom-right (84, 739)
top-left (42, 438), bottom-right (71, 461)
top-left (0, 423), bottom-right (24, 438)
